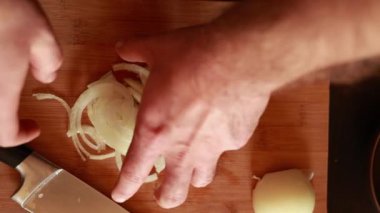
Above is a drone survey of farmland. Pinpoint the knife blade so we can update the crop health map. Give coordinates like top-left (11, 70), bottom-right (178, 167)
top-left (0, 145), bottom-right (128, 213)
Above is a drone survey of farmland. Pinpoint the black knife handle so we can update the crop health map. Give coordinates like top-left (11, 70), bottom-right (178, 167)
top-left (0, 145), bottom-right (32, 168)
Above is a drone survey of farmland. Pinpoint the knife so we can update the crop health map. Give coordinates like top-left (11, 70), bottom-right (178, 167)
top-left (0, 145), bottom-right (129, 213)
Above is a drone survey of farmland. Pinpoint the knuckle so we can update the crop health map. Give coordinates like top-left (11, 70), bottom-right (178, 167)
top-left (172, 150), bottom-right (188, 162)
top-left (165, 141), bottom-right (191, 163)
top-left (134, 123), bottom-right (164, 147)
top-left (177, 139), bottom-right (191, 149)
top-left (137, 122), bottom-right (160, 137)
top-left (226, 134), bottom-right (251, 150)
top-left (139, 107), bottom-right (162, 125)
top-left (119, 170), bottom-right (145, 185)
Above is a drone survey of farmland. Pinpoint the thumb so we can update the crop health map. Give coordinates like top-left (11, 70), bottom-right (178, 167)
top-left (115, 38), bottom-right (153, 63)
top-left (29, 30), bottom-right (63, 84)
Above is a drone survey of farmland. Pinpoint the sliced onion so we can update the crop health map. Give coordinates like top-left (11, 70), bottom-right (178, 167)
top-left (34, 62), bottom-right (165, 183)
top-left (70, 82), bottom-right (136, 154)
top-left (145, 173), bottom-right (158, 183)
top-left (154, 156), bottom-right (166, 173)
top-left (87, 71), bottom-right (115, 88)
top-left (128, 88), bottom-right (142, 103)
top-left (113, 63), bottom-right (149, 85)
top-left (124, 79), bottom-right (143, 94)
top-left (81, 125), bottom-right (106, 151)
top-left (115, 152), bottom-right (123, 171)
top-left (33, 93), bottom-right (71, 115)
top-left (89, 152), bottom-right (116, 160)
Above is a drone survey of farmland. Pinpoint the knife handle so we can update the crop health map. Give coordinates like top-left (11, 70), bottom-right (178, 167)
top-left (0, 145), bottom-right (32, 168)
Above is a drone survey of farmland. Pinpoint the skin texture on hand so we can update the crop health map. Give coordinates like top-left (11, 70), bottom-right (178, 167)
top-left (0, 0), bottom-right (62, 147)
top-left (111, 0), bottom-right (380, 209)
top-left (111, 26), bottom-right (271, 208)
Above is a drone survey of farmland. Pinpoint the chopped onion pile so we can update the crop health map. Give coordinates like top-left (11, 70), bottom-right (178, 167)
top-left (34, 63), bottom-right (165, 183)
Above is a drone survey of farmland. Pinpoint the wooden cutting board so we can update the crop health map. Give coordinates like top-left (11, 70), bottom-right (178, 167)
top-left (0, 1), bottom-right (328, 212)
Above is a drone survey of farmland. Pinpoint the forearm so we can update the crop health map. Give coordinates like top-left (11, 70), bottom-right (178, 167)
top-left (210, 0), bottom-right (380, 91)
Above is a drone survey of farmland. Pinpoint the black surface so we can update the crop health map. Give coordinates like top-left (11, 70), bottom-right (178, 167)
top-left (0, 145), bottom-right (32, 168)
top-left (328, 76), bottom-right (380, 213)
top-left (372, 135), bottom-right (380, 210)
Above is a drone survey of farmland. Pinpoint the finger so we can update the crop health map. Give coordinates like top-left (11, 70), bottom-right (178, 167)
top-left (0, 113), bottom-right (40, 147)
top-left (0, 49), bottom-right (39, 147)
top-left (16, 119), bottom-right (40, 145)
top-left (154, 160), bottom-right (193, 209)
top-left (115, 38), bottom-right (152, 63)
top-left (29, 30), bottom-right (63, 84)
top-left (0, 95), bottom-right (40, 147)
top-left (111, 124), bottom-right (164, 203)
top-left (191, 152), bottom-right (221, 188)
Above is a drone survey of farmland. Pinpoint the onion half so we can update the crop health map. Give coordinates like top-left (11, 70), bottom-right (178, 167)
top-left (252, 169), bottom-right (315, 213)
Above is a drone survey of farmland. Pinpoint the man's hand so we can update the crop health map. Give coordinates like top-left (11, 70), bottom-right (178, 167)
top-left (0, 0), bottom-right (62, 147)
top-left (111, 26), bottom-right (271, 208)
top-left (112, 0), bottom-right (380, 209)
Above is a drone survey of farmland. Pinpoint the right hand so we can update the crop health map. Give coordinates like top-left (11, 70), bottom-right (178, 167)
top-left (112, 26), bottom-right (271, 208)
top-left (0, 0), bottom-right (62, 147)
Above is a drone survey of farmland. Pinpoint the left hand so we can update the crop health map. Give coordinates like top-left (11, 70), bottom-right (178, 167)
top-left (0, 0), bottom-right (62, 147)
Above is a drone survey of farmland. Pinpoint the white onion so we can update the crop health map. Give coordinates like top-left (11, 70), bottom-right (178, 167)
top-left (252, 169), bottom-right (315, 213)
top-left (115, 152), bottom-right (123, 171)
top-left (124, 79), bottom-right (143, 94)
top-left (34, 63), bottom-right (165, 183)
top-left (113, 63), bottom-right (149, 85)
top-left (145, 173), bottom-right (158, 183)
top-left (73, 82), bottom-right (137, 154)
top-left (128, 87), bottom-right (142, 103)
top-left (33, 93), bottom-right (71, 114)
top-left (154, 156), bottom-right (166, 173)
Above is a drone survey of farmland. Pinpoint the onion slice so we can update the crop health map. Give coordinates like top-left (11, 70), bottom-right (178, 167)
top-left (33, 93), bottom-right (71, 114)
top-left (34, 63), bottom-right (165, 183)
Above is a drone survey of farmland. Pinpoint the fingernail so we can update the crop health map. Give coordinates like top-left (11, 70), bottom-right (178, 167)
top-left (111, 191), bottom-right (128, 203)
top-left (112, 194), bottom-right (127, 203)
top-left (115, 41), bottom-right (124, 49)
top-left (156, 198), bottom-right (176, 209)
top-left (192, 181), bottom-right (208, 188)
top-left (156, 195), bottom-right (185, 209)
top-left (45, 72), bottom-right (57, 83)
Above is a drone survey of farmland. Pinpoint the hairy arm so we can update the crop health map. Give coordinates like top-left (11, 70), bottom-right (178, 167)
top-left (211, 0), bottom-right (380, 90)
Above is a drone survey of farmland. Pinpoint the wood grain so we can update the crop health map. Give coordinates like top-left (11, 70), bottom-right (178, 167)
top-left (0, 0), bottom-right (328, 212)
